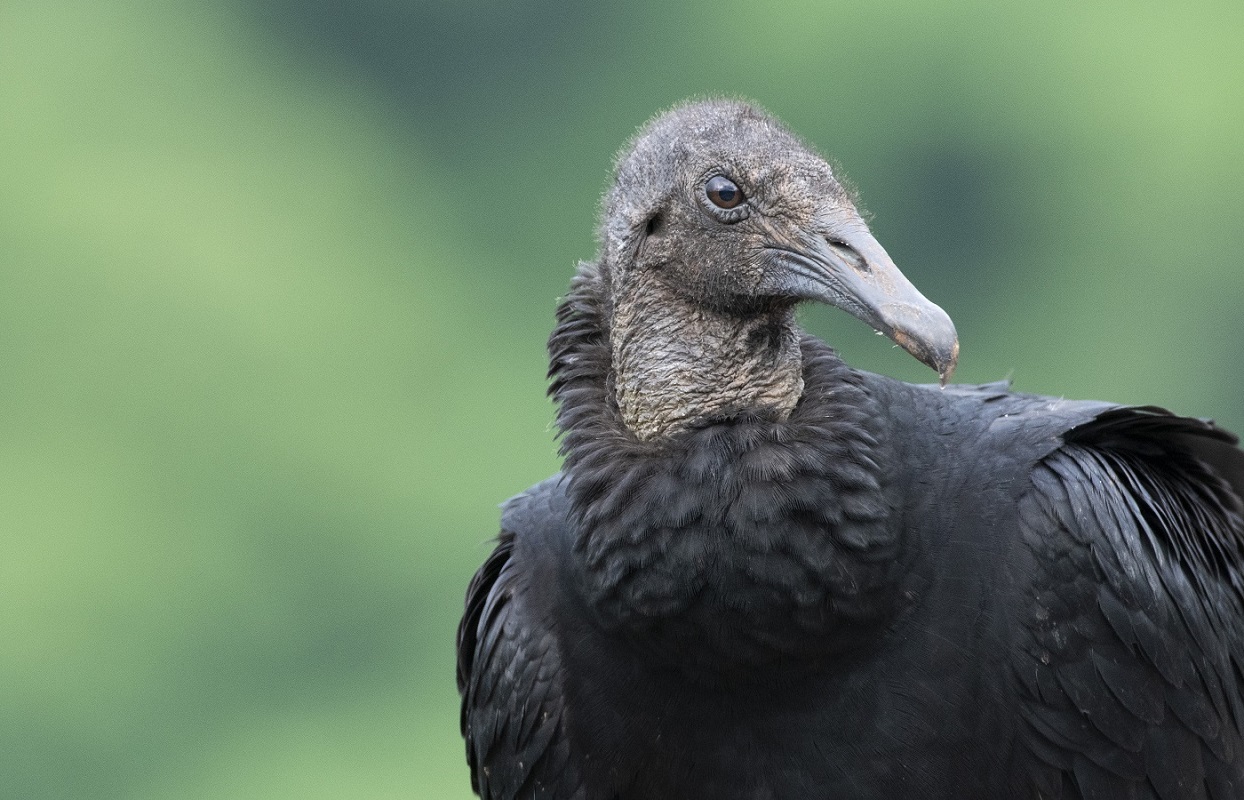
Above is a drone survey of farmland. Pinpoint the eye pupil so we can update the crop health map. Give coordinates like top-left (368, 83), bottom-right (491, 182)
top-left (706, 175), bottom-right (744, 209)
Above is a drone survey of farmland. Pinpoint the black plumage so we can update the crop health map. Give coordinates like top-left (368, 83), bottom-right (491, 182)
top-left (457, 100), bottom-right (1244, 799)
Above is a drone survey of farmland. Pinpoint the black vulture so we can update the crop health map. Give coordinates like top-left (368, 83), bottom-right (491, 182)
top-left (457, 100), bottom-right (1244, 799)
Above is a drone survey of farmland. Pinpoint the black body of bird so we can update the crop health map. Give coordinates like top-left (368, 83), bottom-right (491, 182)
top-left (457, 100), bottom-right (1244, 799)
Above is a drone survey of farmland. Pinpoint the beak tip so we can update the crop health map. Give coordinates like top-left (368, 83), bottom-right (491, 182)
top-left (893, 325), bottom-right (959, 386)
top-left (937, 339), bottom-right (960, 387)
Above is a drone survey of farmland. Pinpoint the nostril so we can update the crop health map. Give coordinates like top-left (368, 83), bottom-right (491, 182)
top-left (827, 239), bottom-right (869, 273)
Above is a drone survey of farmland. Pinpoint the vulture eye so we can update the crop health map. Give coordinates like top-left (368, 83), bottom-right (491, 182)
top-left (705, 175), bottom-right (744, 209)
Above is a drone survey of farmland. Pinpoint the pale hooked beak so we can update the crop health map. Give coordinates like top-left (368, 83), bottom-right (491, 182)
top-left (761, 224), bottom-right (958, 384)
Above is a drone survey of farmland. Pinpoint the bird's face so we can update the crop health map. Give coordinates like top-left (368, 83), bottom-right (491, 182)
top-left (602, 101), bottom-right (958, 383)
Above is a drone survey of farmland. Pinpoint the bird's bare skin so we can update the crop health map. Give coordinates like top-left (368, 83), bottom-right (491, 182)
top-left (611, 275), bottom-right (803, 439)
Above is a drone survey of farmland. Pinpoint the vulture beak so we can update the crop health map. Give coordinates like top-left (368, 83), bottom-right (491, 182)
top-left (764, 224), bottom-right (959, 385)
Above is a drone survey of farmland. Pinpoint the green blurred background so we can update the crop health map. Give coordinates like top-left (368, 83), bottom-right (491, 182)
top-left (2, 1), bottom-right (1241, 797)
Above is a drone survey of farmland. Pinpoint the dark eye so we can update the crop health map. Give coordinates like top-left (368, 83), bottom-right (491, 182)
top-left (705, 175), bottom-right (744, 209)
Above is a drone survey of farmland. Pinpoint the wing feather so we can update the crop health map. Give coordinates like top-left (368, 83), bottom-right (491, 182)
top-left (458, 519), bottom-right (583, 800)
top-left (1016, 409), bottom-right (1244, 798)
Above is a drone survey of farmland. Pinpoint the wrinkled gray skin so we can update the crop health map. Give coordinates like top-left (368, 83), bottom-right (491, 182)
top-left (599, 100), bottom-right (958, 440)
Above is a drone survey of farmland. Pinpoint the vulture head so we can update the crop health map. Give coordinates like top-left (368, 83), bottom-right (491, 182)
top-left (596, 99), bottom-right (958, 441)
